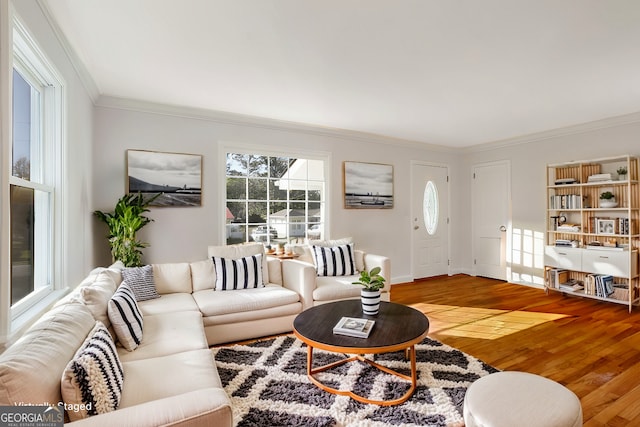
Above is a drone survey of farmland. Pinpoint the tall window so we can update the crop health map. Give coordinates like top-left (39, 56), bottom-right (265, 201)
top-left (225, 153), bottom-right (325, 245)
top-left (9, 18), bottom-right (63, 316)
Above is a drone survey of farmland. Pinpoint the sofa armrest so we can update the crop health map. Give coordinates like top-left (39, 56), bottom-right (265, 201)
top-left (281, 259), bottom-right (316, 310)
top-left (69, 388), bottom-right (232, 427)
top-left (363, 253), bottom-right (391, 293)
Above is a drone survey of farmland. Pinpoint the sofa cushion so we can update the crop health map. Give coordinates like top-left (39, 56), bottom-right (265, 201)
top-left (202, 303), bottom-right (302, 326)
top-left (212, 254), bottom-right (264, 290)
top-left (313, 275), bottom-right (363, 301)
top-left (61, 321), bottom-right (124, 421)
top-left (0, 301), bottom-right (95, 408)
top-left (153, 262), bottom-right (193, 294)
top-left (119, 349), bottom-right (221, 409)
top-left (121, 265), bottom-right (160, 301)
top-left (208, 243), bottom-right (269, 284)
top-left (312, 244), bottom-right (357, 276)
top-left (117, 311), bottom-right (207, 363)
top-left (138, 293), bottom-right (199, 316)
top-left (193, 285), bottom-right (300, 317)
top-left (191, 259), bottom-right (216, 291)
top-left (107, 282), bottom-right (143, 351)
top-left (78, 271), bottom-right (117, 328)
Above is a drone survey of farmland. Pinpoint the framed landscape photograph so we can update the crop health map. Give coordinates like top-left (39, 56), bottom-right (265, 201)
top-left (343, 161), bottom-right (393, 209)
top-left (126, 149), bottom-right (202, 207)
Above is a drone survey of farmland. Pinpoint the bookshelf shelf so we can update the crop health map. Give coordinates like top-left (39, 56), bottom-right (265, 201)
top-left (545, 155), bottom-right (640, 312)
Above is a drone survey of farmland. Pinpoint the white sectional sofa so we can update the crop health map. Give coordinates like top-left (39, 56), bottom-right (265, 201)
top-left (0, 242), bottom-right (305, 426)
top-left (0, 241), bottom-right (389, 425)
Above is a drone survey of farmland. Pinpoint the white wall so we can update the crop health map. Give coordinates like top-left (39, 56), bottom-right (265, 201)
top-left (463, 118), bottom-right (640, 284)
top-left (92, 100), bottom-right (640, 285)
top-left (92, 100), bottom-right (463, 282)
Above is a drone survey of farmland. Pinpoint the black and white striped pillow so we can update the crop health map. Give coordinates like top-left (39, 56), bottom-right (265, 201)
top-left (121, 265), bottom-right (160, 301)
top-left (212, 254), bottom-right (264, 291)
top-left (312, 243), bottom-right (357, 276)
top-left (107, 281), bottom-right (144, 351)
top-left (61, 321), bottom-right (124, 421)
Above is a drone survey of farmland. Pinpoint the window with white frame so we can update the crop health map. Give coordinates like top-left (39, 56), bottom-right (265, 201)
top-left (9, 17), bottom-right (64, 319)
top-left (225, 152), bottom-right (326, 246)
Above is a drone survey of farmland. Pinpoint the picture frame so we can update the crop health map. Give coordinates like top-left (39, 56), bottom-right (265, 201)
top-left (343, 161), bottom-right (393, 209)
top-left (126, 149), bottom-right (202, 207)
top-left (596, 218), bottom-right (616, 235)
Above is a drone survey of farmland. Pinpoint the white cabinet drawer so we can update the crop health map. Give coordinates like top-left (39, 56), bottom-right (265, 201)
top-left (544, 246), bottom-right (581, 270)
top-left (582, 250), bottom-right (636, 277)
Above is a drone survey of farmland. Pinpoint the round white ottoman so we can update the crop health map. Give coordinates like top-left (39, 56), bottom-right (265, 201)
top-left (464, 371), bottom-right (582, 427)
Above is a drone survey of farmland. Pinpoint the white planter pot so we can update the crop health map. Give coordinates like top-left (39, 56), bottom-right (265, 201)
top-left (600, 199), bottom-right (618, 208)
top-left (361, 289), bottom-right (381, 315)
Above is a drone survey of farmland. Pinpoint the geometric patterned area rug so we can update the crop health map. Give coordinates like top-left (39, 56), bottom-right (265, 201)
top-left (212, 335), bottom-right (498, 427)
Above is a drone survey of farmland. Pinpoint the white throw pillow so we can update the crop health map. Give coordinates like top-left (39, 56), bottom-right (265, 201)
top-left (107, 282), bottom-right (143, 351)
top-left (312, 243), bottom-right (357, 277)
top-left (61, 321), bottom-right (124, 421)
top-left (212, 254), bottom-right (264, 291)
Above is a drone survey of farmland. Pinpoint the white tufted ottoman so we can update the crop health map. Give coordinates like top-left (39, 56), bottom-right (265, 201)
top-left (464, 371), bottom-right (582, 427)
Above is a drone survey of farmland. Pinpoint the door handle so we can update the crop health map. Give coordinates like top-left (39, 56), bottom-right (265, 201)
top-left (414, 225), bottom-right (419, 230)
top-left (499, 225), bottom-right (507, 232)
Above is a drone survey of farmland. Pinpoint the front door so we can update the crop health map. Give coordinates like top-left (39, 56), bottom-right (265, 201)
top-left (472, 161), bottom-right (510, 280)
top-left (411, 162), bottom-right (449, 279)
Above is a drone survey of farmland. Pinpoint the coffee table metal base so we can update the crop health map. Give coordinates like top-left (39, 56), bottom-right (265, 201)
top-left (305, 344), bottom-right (417, 406)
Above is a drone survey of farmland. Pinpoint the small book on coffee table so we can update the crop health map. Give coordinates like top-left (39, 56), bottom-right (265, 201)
top-left (333, 317), bottom-right (375, 338)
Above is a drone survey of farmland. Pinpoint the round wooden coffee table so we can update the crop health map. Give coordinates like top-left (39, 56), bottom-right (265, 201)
top-left (293, 300), bottom-right (429, 406)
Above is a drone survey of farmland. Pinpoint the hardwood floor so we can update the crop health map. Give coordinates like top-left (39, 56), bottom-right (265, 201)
top-left (392, 275), bottom-right (640, 426)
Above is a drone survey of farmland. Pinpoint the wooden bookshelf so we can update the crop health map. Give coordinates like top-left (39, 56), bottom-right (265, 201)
top-left (545, 155), bottom-right (640, 312)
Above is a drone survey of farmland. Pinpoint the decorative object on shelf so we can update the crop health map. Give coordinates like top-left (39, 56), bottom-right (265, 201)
top-left (352, 266), bottom-right (386, 315)
top-left (94, 192), bottom-right (160, 267)
top-left (617, 166), bottom-right (628, 181)
top-left (596, 219), bottom-right (617, 235)
top-left (127, 149), bottom-right (202, 207)
top-left (343, 161), bottom-right (393, 209)
top-left (599, 191), bottom-right (618, 208)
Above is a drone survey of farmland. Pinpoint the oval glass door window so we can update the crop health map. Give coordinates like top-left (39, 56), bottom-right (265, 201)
top-left (423, 181), bottom-right (438, 235)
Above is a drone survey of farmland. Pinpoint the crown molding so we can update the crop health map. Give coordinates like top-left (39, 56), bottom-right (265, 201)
top-left (37, 0), bottom-right (99, 102)
top-left (94, 95), bottom-right (459, 153)
top-left (464, 111), bottom-right (640, 153)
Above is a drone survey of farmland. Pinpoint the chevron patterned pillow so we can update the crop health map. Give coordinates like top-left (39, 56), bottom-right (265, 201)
top-left (61, 321), bottom-right (124, 421)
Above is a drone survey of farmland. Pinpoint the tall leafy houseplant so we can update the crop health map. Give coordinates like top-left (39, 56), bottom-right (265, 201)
top-left (94, 193), bottom-right (159, 267)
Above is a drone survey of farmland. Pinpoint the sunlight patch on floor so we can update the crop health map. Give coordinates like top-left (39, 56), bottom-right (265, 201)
top-left (410, 303), bottom-right (568, 340)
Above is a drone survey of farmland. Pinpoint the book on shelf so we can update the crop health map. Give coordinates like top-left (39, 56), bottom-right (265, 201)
top-left (547, 269), bottom-right (568, 289)
top-left (587, 173), bottom-right (613, 182)
top-left (585, 244), bottom-right (626, 251)
top-left (333, 317), bottom-right (375, 338)
top-left (584, 274), bottom-right (614, 298)
top-left (559, 281), bottom-right (584, 292)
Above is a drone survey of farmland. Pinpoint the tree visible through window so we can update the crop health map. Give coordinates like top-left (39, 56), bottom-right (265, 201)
top-left (225, 153), bottom-right (325, 246)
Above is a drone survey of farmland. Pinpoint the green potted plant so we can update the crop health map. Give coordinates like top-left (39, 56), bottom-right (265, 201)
top-left (352, 266), bottom-right (386, 315)
top-left (94, 193), bottom-right (160, 267)
top-left (617, 166), bottom-right (628, 181)
top-left (599, 191), bottom-right (617, 208)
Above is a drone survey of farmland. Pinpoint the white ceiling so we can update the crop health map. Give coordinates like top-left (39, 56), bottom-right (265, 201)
top-left (42, 0), bottom-right (640, 148)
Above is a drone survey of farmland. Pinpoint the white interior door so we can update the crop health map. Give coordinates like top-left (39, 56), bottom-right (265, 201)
top-left (472, 161), bottom-right (510, 280)
top-left (411, 163), bottom-right (449, 279)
